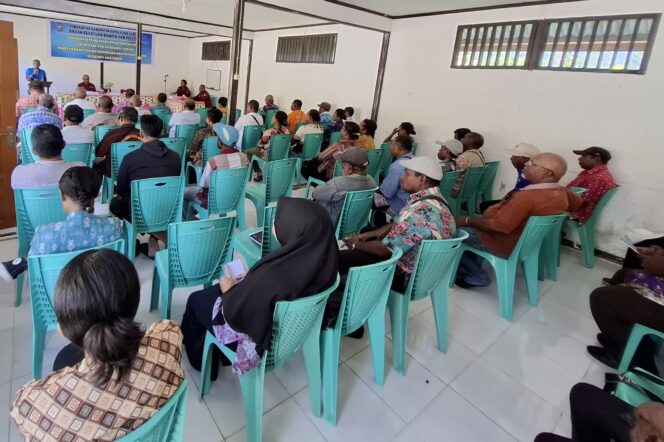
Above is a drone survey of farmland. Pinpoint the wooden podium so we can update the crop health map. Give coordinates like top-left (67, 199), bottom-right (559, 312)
top-left (34, 80), bottom-right (52, 93)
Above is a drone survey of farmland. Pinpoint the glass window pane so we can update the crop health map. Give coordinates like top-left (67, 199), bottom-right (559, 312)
top-left (489, 26), bottom-right (503, 66)
top-left (599, 20), bottom-right (621, 69)
top-left (540, 22), bottom-right (558, 67)
top-left (498, 25), bottom-right (512, 66)
top-left (472, 27), bottom-right (485, 66)
top-left (627, 18), bottom-right (653, 71)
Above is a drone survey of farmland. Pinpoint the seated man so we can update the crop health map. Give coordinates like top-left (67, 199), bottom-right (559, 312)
top-left (234, 99), bottom-right (264, 151)
top-left (190, 107), bottom-right (223, 165)
top-left (110, 115), bottom-right (181, 222)
top-left (287, 99), bottom-right (305, 134)
top-left (374, 135), bottom-right (415, 223)
top-left (130, 95), bottom-right (151, 116)
top-left (17, 94), bottom-right (62, 134)
top-left (82, 95), bottom-right (117, 128)
top-left (192, 84), bottom-right (212, 108)
top-left (175, 79), bottom-right (190, 97)
top-left (61, 105), bottom-right (93, 145)
top-left (567, 146), bottom-right (617, 224)
top-left (312, 148), bottom-right (377, 226)
top-left (168, 99), bottom-right (201, 137)
top-left (435, 138), bottom-right (463, 172)
top-left (184, 124), bottom-right (249, 210)
top-left (344, 106), bottom-right (355, 122)
top-left (454, 152), bottom-right (583, 287)
top-left (151, 93), bottom-right (171, 112)
top-left (77, 74), bottom-right (96, 91)
top-left (96, 107), bottom-right (142, 177)
top-left (452, 131), bottom-right (485, 197)
top-left (11, 124), bottom-right (85, 190)
top-left (64, 87), bottom-right (96, 110)
top-left (318, 101), bottom-right (332, 125)
top-left (15, 80), bottom-right (44, 118)
top-left (261, 94), bottom-right (279, 113)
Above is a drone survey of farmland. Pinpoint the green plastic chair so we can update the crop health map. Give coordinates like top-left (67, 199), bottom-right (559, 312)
top-left (82, 108), bottom-right (95, 120)
top-left (151, 217), bottom-right (236, 320)
top-left (241, 125), bottom-right (262, 152)
top-left (125, 176), bottom-right (185, 261)
top-left (264, 109), bottom-right (278, 129)
top-left (211, 96), bottom-right (219, 107)
top-left (321, 248), bottom-right (402, 425)
top-left (568, 186), bottom-right (619, 268)
top-left (232, 203), bottom-right (279, 269)
top-left (199, 275), bottom-right (340, 442)
top-left (174, 124), bottom-right (198, 152)
top-left (186, 136), bottom-right (219, 184)
top-left (471, 161), bottom-right (500, 215)
top-left (186, 166), bottom-right (250, 231)
top-left (293, 132), bottom-right (324, 184)
top-left (135, 122), bottom-right (142, 131)
top-left (102, 140), bottom-right (143, 203)
top-left (13, 187), bottom-right (66, 307)
top-left (19, 128), bottom-right (36, 164)
top-left (153, 108), bottom-right (172, 137)
top-left (115, 380), bottom-right (188, 442)
top-left (365, 148), bottom-right (384, 183)
top-left (22, 107), bottom-right (37, 114)
top-left (377, 142), bottom-right (393, 181)
top-left (439, 170), bottom-right (462, 197)
top-left (451, 214), bottom-right (567, 320)
top-left (160, 136), bottom-right (188, 172)
top-left (335, 188), bottom-right (377, 240)
top-left (61, 143), bottom-right (95, 167)
top-left (245, 158), bottom-right (296, 226)
top-left (328, 131), bottom-right (342, 145)
top-left (388, 233), bottom-right (469, 375)
top-left (411, 142), bottom-right (418, 155)
top-left (443, 166), bottom-right (485, 217)
top-left (195, 107), bottom-right (211, 129)
top-left (28, 239), bottom-right (125, 378)
top-left (93, 124), bottom-right (119, 147)
top-left (251, 134), bottom-right (291, 175)
top-left (235, 108), bottom-right (242, 121)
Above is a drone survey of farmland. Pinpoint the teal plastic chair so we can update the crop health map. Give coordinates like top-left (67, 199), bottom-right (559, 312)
top-left (199, 276), bottom-right (340, 442)
top-left (195, 107), bottom-right (211, 129)
top-left (568, 186), bottom-right (619, 268)
top-left (378, 142), bottom-right (393, 180)
top-left (28, 239), bottom-right (125, 378)
top-left (411, 142), bottom-right (418, 155)
top-left (115, 380), bottom-right (188, 442)
top-left (126, 176), bottom-right (185, 261)
top-left (160, 137), bottom-right (188, 172)
top-left (82, 108), bottom-right (95, 120)
top-left (293, 132), bottom-right (324, 184)
top-left (328, 131), bottom-right (342, 145)
top-left (245, 158), bottom-right (296, 226)
top-left (174, 124), bottom-right (198, 152)
top-left (151, 217), bottom-right (236, 319)
top-left (264, 109), bottom-right (278, 129)
top-left (365, 148), bottom-right (384, 183)
top-left (13, 187), bottom-right (66, 307)
top-left (439, 170), bottom-right (462, 197)
top-left (19, 128), bottom-right (36, 164)
top-left (22, 107), bottom-right (37, 114)
top-left (186, 136), bottom-right (219, 183)
top-left (471, 161), bottom-right (500, 215)
top-left (102, 140), bottom-right (143, 203)
top-left (321, 249), bottom-right (402, 425)
top-left (388, 233), bottom-right (469, 375)
top-left (61, 143), bottom-right (95, 167)
top-left (444, 166), bottom-right (485, 216)
top-left (93, 124), bottom-right (119, 147)
top-left (232, 203), bottom-right (279, 269)
top-left (251, 134), bottom-right (291, 175)
top-left (153, 108), bottom-right (172, 137)
top-left (186, 166), bottom-right (250, 231)
top-left (241, 125), bottom-right (262, 152)
top-left (452, 214), bottom-right (567, 320)
top-left (334, 188), bottom-right (377, 240)
top-left (235, 108), bottom-right (242, 121)
top-left (210, 96), bottom-right (219, 107)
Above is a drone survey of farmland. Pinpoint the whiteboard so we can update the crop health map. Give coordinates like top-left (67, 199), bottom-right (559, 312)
top-left (206, 69), bottom-right (222, 91)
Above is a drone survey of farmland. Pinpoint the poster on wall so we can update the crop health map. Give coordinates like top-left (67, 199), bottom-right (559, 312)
top-left (50, 20), bottom-right (153, 64)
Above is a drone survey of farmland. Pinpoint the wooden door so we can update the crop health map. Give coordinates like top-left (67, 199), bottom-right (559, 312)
top-left (0, 20), bottom-right (18, 229)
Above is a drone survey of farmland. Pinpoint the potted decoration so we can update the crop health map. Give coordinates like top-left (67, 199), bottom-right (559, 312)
top-left (102, 81), bottom-right (114, 93)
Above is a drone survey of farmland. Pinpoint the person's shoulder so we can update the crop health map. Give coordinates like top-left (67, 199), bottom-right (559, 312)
top-left (145, 320), bottom-right (183, 344)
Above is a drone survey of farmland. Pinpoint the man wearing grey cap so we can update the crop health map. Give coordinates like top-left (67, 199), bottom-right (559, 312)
top-left (312, 147), bottom-right (377, 225)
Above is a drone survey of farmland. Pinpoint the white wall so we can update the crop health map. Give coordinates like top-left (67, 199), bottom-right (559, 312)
top-left (248, 24), bottom-right (384, 120)
top-left (378, 0), bottom-right (664, 256)
top-left (1, 13), bottom-right (191, 96)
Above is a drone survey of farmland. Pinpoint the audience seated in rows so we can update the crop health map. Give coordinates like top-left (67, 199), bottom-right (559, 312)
top-left (77, 74), bottom-right (96, 92)
top-left (11, 249), bottom-right (184, 441)
top-left (216, 96), bottom-right (229, 117)
top-left (454, 153), bottom-right (582, 287)
top-left (181, 197), bottom-right (339, 376)
top-left (116, 88), bottom-right (135, 111)
top-left (567, 146), bottom-right (617, 224)
top-left (11, 124), bottom-right (84, 190)
top-left (64, 87), bottom-right (95, 110)
top-left (81, 95), bottom-right (117, 129)
top-left (15, 80), bottom-right (44, 118)
top-left (151, 92), bottom-right (171, 113)
top-left (175, 79), bottom-right (190, 97)
top-left (168, 99), bottom-right (201, 137)
top-left (312, 147), bottom-right (377, 226)
top-left (184, 124), bottom-right (249, 210)
top-left (357, 118), bottom-right (377, 150)
top-left (261, 94), bottom-right (279, 114)
top-left (96, 107), bottom-right (141, 177)
top-left (313, 120), bottom-right (360, 181)
top-left (17, 94), bottom-right (62, 134)
top-left (291, 109), bottom-right (323, 154)
top-left (190, 107), bottom-right (224, 165)
top-left (61, 105), bottom-right (93, 145)
top-left (436, 138), bottom-right (463, 172)
top-left (318, 101), bottom-right (333, 125)
top-left (287, 99), bottom-right (305, 134)
top-left (324, 108), bottom-right (346, 143)
top-left (245, 110), bottom-right (289, 181)
top-left (344, 106), bottom-right (355, 122)
top-left (193, 84), bottom-right (212, 108)
top-left (384, 121), bottom-right (416, 143)
top-left (131, 95), bottom-right (151, 116)
top-left (234, 99), bottom-right (264, 151)
top-left (0, 166), bottom-right (124, 282)
top-left (375, 135), bottom-right (415, 221)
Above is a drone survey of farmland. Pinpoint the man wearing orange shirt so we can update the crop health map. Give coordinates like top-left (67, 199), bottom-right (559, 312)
top-left (287, 99), bottom-right (305, 134)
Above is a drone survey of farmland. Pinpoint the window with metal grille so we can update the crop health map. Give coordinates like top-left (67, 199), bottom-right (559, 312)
top-left (202, 41), bottom-right (230, 61)
top-left (276, 34), bottom-right (337, 64)
top-left (453, 21), bottom-right (537, 69)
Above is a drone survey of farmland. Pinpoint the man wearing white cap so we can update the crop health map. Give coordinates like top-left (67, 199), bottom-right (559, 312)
top-left (436, 138), bottom-right (464, 172)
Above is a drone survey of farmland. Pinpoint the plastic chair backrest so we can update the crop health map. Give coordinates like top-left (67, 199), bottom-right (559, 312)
top-left (458, 166), bottom-right (485, 200)
top-left (440, 170), bottom-right (462, 197)
top-left (264, 158), bottom-right (296, 203)
top-left (265, 109), bottom-right (278, 128)
top-left (111, 141), bottom-right (143, 181)
top-left (512, 214), bottom-right (568, 263)
top-left (241, 125), bottom-right (262, 151)
top-left (365, 148), bottom-right (383, 179)
top-left (301, 133), bottom-right (324, 161)
top-left (235, 108), bottom-right (242, 121)
top-left (406, 232), bottom-right (470, 300)
top-left (82, 108), bottom-right (95, 119)
top-left (211, 96), bottom-right (219, 107)
top-left (93, 125), bottom-right (119, 146)
top-left (115, 380), bottom-right (188, 442)
top-left (153, 108), bottom-right (172, 136)
top-left (14, 187), bottom-right (66, 254)
top-left (159, 137), bottom-right (187, 159)
top-left (265, 275), bottom-right (340, 371)
top-left (130, 176), bottom-right (184, 233)
top-left (478, 161), bottom-right (500, 197)
top-left (166, 218), bottom-right (235, 288)
top-left (378, 142), bottom-right (393, 175)
top-left (61, 143), bottom-right (94, 167)
top-left (329, 132), bottom-right (342, 145)
top-left (195, 107), bottom-right (211, 127)
top-left (259, 203), bottom-right (280, 257)
top-left (583, 186), bottom-right (619, 228)
top-left (336, 188), bottom-right (377, 239)
top-left (19, 128), bottom-right (36, 164)
top-left (338, 248), bottom-right (402, 334)
top-left (200, 136), bottom-right (220, 169)
top-left (22, 107), bottom-right (37, 114)
top-left (207, 166), bottom-right (250, 215)
top-left (268, 134), bottom-right (291, 161)
top-left (175, 124), bottom-right (198, 151)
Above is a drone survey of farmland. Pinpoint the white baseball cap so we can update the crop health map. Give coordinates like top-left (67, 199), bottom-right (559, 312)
top-left (435, 138), bottom-right (463, 156)
top-left (399, 156), bottom-right (443, 181)
top-left (504, 142), bottom-right (540, 158)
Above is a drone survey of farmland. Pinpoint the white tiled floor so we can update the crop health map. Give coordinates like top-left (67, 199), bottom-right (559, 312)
top-left (0, 199), bottom-right (620, 441)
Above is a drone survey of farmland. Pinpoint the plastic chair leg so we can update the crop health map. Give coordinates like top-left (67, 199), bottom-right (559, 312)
top-left (366, 305), bottom-right (386, 386)
top-left (321, 328), bottom-right (341, 426)
top-left (239, 357), bottom-right (267, 442)
top-left (294, 158), bottom-right (303, 185)
top-left (199, 333), bottom-right (216, 401)
top-left (429, 289), bottom-right (449, 353)
top-left (32, 325), bottom-right (46, 379)
top-left (302, 327), bottom-right (323, 418)
top-left (15, 273), bottom-right (24, 307)
top-left (126, 224), bottom-right (137, 262)
top-left (236, 200), bottom-right (247, 231)
top-left (387, 290), bottom-right (410, 375)
top-left (150, 268), bottom-right (160, 312)
top-left (160, 281), bottom-right (173, 320)
top-left (522, 254), bottom-right (540, 307)
top-left (494, 262), bottom-right (517, 321)
top-left (577, 224), bottom-right (596, 268)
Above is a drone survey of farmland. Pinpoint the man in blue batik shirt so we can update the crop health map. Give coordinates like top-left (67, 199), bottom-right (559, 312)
top-left (25, 59), bottom-right (47, 83)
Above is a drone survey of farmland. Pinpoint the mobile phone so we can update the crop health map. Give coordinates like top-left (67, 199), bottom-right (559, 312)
top-left (623, 240), bottom-right (641, 255)
top-left (223, 259), bottom-right (247, 281)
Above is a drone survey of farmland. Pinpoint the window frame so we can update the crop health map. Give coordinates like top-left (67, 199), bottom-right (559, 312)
top-left (275, 33), bottom-right (338, 64)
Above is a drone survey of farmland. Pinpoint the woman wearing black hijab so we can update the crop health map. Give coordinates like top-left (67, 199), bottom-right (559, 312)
top-left (181, 197), bottom-right (339, 376)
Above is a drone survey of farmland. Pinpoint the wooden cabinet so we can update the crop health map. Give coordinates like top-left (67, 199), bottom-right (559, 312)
top-left (0, 20), bottom-right (18, 229)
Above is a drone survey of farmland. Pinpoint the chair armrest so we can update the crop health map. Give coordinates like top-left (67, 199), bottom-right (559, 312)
top-left (619, 323), bottom-right (664, 373)
top-left (205, 331), bottom-right (238, 364)
top-left (305, 177), bottom-right (325, 199)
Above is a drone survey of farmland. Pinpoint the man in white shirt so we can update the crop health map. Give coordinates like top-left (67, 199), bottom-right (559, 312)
top-left (234, 99), bottom-right (263, 151)
top-left (82, 95), bottom-right (117, 129)
top-left (293, 109), bottom-right (323, 142)
top-left (63, 87), bottom-right (96, 111)
top-left (168, 99), bottom-right (201, 137)
top-left (61, 105), bottom-right (93, 144)
top-left (131, 95), bottom-right (151, 116)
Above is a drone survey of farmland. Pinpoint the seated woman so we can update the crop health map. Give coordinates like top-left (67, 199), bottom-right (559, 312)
top-left (181, 197), bottom-right (339, 377)
top-left (357, 118), bottom-right (377, 150)
top-left (291, 109), bottom-right (323, 155)
top-left (0, 166), bottom-right (124, 282)
top-left (11, 248), bottom-right (185, 440)
top-left (245, 110), bottom-right (289, 182)
top-left (383, 121), bottom-right (416, 143)
top-left (322, 108), bottom-right (346, 149)
top-left (216, 96), bottom-right (229, 118)
top-left (305, 121), bottom-right (360, 182)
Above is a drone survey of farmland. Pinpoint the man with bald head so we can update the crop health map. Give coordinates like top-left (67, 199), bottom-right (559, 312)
top-left (77, 74), bottom-right (97, 92)
top-left (454, 152), bottom-right (583, 287)
top-left (130, 95), bottom-right (151, 116)
top-left (64, 87), bottom-right (96, 111)
top-left (82, 95), bottom-right (117, 128)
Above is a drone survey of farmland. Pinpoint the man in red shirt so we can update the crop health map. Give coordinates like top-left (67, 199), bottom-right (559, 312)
top-left (567, 146), bottom-right (617, 224)
top-left (77, 74), bottom-right (96, 92)
top-left (175, 79), bottom-right (190, 97)
top-left (193, 84), bottom-right (212, 108)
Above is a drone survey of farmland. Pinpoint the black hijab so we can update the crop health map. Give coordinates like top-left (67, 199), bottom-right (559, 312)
top-left (222, 197), bottom-right (339, 355)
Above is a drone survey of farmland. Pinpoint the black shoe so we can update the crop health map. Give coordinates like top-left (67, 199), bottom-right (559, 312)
top-left (601, 277), bottom-right (612, 286)
top-left (347, 326), bottom-right (365, 340)
top-left (587, 345), bottom-right (619, 369)
top-left (0, 258), bottom-right (27, 282)
top-left (455, 277), bottom-right (473, 289)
